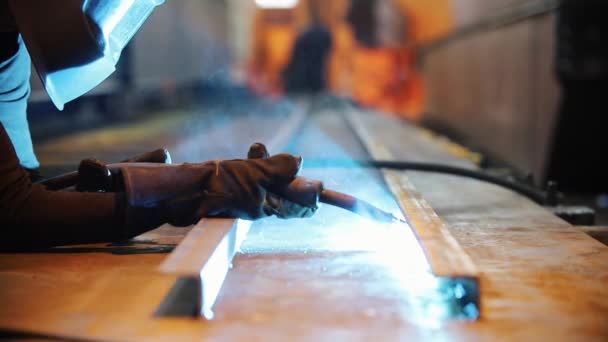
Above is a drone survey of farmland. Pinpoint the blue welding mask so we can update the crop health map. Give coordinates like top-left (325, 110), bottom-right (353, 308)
top-left (8, 0), bottom-right (164, 110)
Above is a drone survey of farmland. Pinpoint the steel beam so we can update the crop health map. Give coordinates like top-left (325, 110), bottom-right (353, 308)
top-left (345, 110), bottom-right (480, 319)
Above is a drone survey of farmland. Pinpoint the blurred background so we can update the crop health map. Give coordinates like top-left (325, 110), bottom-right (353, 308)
top-left (27, 0), bottom-right (607, 207)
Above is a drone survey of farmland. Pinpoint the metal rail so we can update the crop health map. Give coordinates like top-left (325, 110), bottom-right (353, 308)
top-left (344, 110), bottom-right (480, 320)
top-left (158, 103), bottom-right (309, 319)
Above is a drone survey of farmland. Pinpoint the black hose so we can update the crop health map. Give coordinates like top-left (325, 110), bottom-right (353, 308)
top-left (304, 159), bottom-right (550, 205)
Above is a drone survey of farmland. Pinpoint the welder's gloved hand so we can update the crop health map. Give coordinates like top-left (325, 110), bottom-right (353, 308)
top-left (81, 144), bottom-right (316, 237)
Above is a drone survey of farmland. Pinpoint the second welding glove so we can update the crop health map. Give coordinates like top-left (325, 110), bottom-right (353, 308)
top-left (77, 143), bottom-right (317, 238)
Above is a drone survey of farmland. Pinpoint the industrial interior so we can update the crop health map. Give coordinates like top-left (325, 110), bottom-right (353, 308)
top-left (0, 0), bottom-right (607, 340)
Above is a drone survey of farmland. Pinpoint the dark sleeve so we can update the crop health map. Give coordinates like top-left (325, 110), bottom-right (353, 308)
top-left (0, 123), bottom-right (127, 249)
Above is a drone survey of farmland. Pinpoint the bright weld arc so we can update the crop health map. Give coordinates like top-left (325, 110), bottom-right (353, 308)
top-left (321, 212), bottom-right (478, 323)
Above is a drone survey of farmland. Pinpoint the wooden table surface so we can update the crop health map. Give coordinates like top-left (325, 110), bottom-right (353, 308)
top-left (1, 105), bottom-right (607, 341)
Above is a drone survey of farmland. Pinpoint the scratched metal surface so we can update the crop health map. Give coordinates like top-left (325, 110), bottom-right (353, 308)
top-left (1, 103), bottom-right (607, 340)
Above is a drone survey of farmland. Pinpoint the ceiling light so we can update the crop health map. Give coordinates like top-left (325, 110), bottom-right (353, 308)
top-left (254, 0), bottom-right (299, 9)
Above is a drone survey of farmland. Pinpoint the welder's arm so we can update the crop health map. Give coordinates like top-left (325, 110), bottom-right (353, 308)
top-left (1, 123), bottom-right (314, 248)
top-left (0, 123), bottom-right (126, 250)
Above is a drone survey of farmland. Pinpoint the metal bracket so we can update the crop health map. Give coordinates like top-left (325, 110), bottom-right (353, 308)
top-left (159, 219), bottom-right (251, 319)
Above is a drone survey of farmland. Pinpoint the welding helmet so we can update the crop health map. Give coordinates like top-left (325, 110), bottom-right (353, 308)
top-left (8, 0), bottom-right (164, 110)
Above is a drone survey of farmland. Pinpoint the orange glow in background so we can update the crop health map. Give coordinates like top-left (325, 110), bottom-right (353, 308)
top-left (248, 0), bottom-right (454, 120)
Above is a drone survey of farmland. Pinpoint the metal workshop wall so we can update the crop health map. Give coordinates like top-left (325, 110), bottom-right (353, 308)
top-left (422, 0), bottom-right (559, 184)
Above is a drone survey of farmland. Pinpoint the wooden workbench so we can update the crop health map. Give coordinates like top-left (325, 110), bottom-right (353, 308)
top-left (0, 106), bottom-right (606, 341)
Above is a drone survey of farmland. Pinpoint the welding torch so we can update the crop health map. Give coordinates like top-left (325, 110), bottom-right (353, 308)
top-left (271, 177), bottom-right (406, 224)
top-left (270, 158), bottom-right (557, 222)
top-left (246, 143), bottom-right (406, 224)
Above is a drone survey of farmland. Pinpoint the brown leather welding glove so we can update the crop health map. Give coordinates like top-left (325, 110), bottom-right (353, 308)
top-left (120, 156), bottom-right (295, 232)
top-left (76, 144), bottom-right (315, 237)
top-left (116, 149), bottom-right (313, 237)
